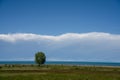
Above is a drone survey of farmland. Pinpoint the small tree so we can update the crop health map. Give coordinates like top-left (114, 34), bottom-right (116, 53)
top-left (35, 51), bottom-right (46, 66)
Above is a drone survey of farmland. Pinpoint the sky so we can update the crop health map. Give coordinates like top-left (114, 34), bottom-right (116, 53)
top-left (0, 0), bottom-right (120, 62)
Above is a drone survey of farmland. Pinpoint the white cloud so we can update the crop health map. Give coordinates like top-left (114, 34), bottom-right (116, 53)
top-left (0, 58), bottom-right (34, 61)
top-left (0, 32), bottom-right (120, 62)
top-left (0, 32), bottom-right (120, 42)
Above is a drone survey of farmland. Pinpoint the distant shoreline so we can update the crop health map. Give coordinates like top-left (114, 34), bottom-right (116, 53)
top-left (0, 61), bottom-right (120, 67)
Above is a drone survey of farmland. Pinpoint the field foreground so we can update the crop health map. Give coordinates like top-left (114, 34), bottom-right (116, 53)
top-left (0, 64), bottom-right (120, 80)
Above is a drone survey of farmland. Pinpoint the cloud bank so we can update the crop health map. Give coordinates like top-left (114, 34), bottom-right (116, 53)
top-left (0, 32), bottom-right (120, 62)
top-left (0, 32), bottom-right (120, 42)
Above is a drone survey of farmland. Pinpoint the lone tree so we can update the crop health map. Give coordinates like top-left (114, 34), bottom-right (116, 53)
top-left (35, 51), bottom-right (46, 66)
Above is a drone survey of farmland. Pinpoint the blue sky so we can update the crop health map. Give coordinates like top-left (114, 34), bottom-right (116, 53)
top-left (0, 0), bottom-right (120, 34)
top-left (0, 0), bottom-right (120, 62)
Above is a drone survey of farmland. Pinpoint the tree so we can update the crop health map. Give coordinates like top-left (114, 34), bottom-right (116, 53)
top-left (35, 51), bottom-right (46, 66)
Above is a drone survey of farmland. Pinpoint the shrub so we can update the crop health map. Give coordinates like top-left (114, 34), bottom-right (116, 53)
top-left (0, 66), bottom-right (2, 69)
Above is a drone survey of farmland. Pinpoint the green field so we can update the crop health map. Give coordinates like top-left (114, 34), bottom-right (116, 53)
top-left (0, 64), bottom-right (120, 80)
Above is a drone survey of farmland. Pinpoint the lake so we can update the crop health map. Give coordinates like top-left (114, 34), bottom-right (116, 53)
top-left (0, 61), bottom-right (120, 66)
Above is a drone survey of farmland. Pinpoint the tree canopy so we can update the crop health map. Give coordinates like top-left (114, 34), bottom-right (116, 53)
top-left (35, 51), bottom-right (46, 66)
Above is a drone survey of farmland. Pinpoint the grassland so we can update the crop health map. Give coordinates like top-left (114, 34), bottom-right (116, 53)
top-left (0, 64), bottom-right (120, 80)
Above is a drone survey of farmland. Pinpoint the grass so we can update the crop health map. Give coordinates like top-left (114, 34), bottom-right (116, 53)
top-left (0, 64), bottom-right (120, 80)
